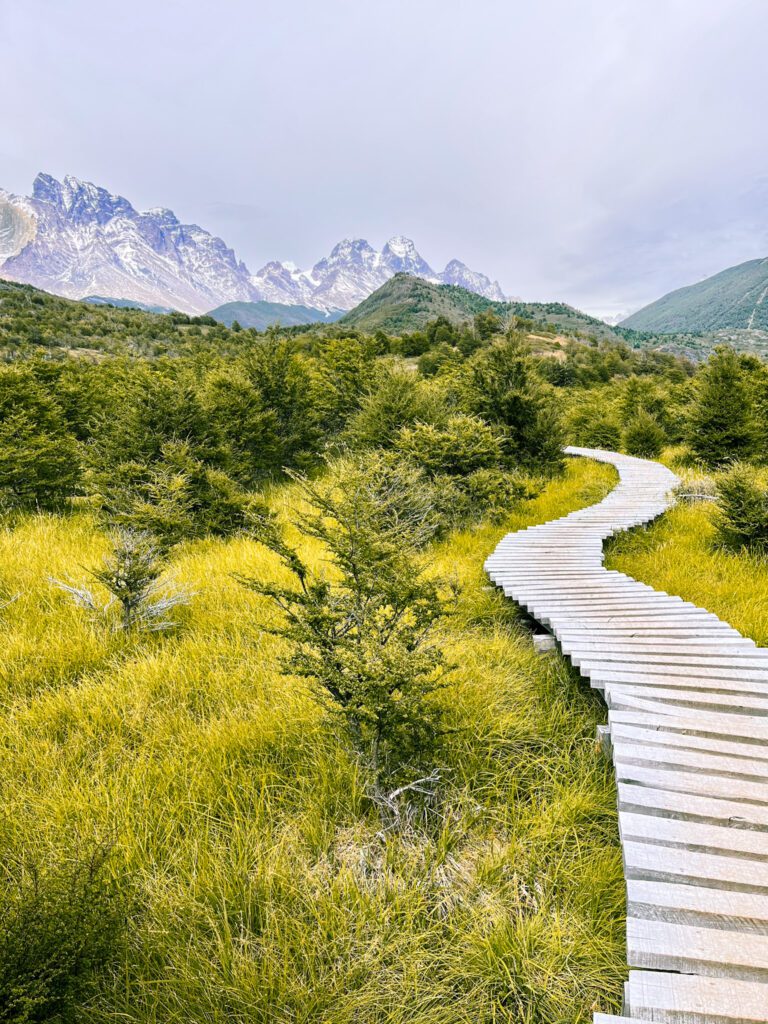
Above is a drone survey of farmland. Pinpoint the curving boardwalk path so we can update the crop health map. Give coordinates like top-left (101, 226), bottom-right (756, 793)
top-left (485, 446), bottom-right (768, 1023)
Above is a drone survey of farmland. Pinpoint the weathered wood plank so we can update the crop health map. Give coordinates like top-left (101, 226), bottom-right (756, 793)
top-left (627, 969), bottom-right (768, 1021)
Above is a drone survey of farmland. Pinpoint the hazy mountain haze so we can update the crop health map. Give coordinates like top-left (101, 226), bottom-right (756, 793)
top-left (1, 0), bottom-right (767, 319)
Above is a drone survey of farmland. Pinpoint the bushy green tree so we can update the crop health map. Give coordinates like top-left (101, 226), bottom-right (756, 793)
top-left (345, 365), bottom-right (446, 449)
top-left (622, 409), bottom-right (666, 458)
top-left (462, 335), bottom-right (564, 472)
top-left (417, 342), bottom-right (462, 378)
top-left (397, 414), bottom-right (502, 477)
top-left (199, 366), bottom-right (281, 484)
top-left (425, 316), bottom-right (460, 348)
top-left (473, 310), bottom-right (501, 341)
top-left (312, 336), bottom-right (377, 434)
top-left (86, 360), bottom-right (212, 472)
top-left (564, 398), bottom-right (622, 450)
top-left (241, 340), bottom-right (322, 471)
top-left (0, 842), bottom-right (128, 1023)
top-left (238, 454), bottom-right (452, 807)
top-left (714, 463), bottom-right (768, 552)
top-left (0, 365), bottom-right (80, 510)
top-left (95, 441), bottom-right (250, 550)
top-left (689, 347), bottom-right (756, 467)
top-left (460, 467), bottom-right (538, 523)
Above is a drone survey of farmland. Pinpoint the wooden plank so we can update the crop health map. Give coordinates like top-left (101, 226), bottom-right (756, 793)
top-left (611, 722), bottom-right (768, 761)
top-left (626, 969), bottom-right (768, 1021)
top-left (572, 649), bottom-right (768, 669)
top-left (608, 708), bottom-right (768, 744)
top-left (617, 781), bottom-right (768, 830)
top-left (618, 810), bottom-right (768, 857)
top-left (627, 879), bottom-right (768, 933)
top-left (613, 742), bottom-right (768, 782)
top-left (602, 682), bottom-right (768, 712)
top-left (623, 839), bottom-right (768, 891)
top-left (581, 660), bottom-right (768, 682)
top-left (627, 916), bottom-right (768, 981)
top-left (613, 761), bottom-right (768, 804)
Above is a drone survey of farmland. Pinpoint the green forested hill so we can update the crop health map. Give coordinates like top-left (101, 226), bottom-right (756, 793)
top-left (339, 273), bottom-right (625, 338)
top-left (0, 278), bottom-right (250, 358)
top-left (622, 257), bottom-right (768, 333)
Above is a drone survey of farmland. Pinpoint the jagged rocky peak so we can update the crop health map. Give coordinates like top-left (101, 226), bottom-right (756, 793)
top-left (440, 258), bottom-right (506, 301)
top-left (33, 172), bottom-right (135, 223)
top-left (318, 238), bottom-right (379, 268)
top-left (382, 236), bottom-right (434, 276)
top-left (0, 188), bottom-right (37, 260)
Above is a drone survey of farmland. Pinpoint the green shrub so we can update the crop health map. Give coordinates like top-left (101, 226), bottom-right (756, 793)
top-left (311, 336), bottom-right (377, 433)
top-left (715, 463), bottom-right (768, 552)
top-left (0, 843), bottom-right (128, 1023)
top-left (565, 406), bottom-right (621, 450)
top-left (0, 366), bottom-right (80, 511)
top-left (238, 454), bottom-right (453, 808)
top-left (462, 335), bottom-right (564, 473)
top-left (397, 414), bottom-right (502, 477)
top-left (345, 365), bottom-right (446, 449)
top-left (198, 366), bottom-right (281, 484)
top-left (95, 441), bottom-right (251, 550)
top-left (417, 342), bottom-right (462, 378)
top-left (689, 346), bottom-right (756, 467)
top-left (622, 410), bottom-right (666, 458)
top-left (462, 467), bottom-right (539, 522)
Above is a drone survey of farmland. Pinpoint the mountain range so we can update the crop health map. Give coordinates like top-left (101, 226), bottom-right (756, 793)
top-left (0, 173), bottom-right (506, 315)
top-left (622, 256), bottom-right (768, 333)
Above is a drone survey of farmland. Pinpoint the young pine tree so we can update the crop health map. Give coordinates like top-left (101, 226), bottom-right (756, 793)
top-left (237, 455), bottom-right (453, 819)
top-left (689, 347), bottom-right (756, 468)
top-left (622, 409), bottom-right (666, 459)
top-left (462, 334), bottom-right (565, 473)
top-left (51, 529), bottom-right (192, 632)
top-left (714, 463), bottom-right (768, 552)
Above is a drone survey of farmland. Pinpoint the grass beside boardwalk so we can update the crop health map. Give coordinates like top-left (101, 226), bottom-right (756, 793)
top-left (0, 458), bottom-right (624, 1023)
top-left (607, 467), bottom-right (768, 647)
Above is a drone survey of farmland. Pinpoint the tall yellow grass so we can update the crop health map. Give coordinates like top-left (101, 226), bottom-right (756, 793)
top-left (0, 458), bottom-right (625, 1023)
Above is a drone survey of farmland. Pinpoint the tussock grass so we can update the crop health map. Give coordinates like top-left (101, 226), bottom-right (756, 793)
top-left (608, 494), bottom-right (768, 645)
top-left (0, 458), bottom-right (624, 1022)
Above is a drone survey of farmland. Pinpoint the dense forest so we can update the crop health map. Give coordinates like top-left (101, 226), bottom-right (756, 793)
top-left (2, 277), bottom-right (768, 1022)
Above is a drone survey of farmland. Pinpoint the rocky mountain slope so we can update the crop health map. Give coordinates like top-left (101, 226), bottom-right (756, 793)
top-left (0, 174), bottom-right (256, 315)
top-left (622, 256), bottom-right (768, 333)
top-left (0, 173), bottom-right (506, 315)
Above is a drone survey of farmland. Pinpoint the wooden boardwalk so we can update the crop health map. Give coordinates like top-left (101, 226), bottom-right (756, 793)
top-left (485, 446), bottom-right (768, 1023)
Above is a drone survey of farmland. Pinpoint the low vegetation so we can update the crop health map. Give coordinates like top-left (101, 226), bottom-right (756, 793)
top-left (0, 458), bottom-right (625, 1022)
top-left (605, 443), bottom-right (768, 640)
top-left (2, 276), bottom-right (768, 1020)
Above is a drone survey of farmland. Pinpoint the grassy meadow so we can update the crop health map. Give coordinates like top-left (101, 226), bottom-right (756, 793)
top-left (607, 454), bottom-right (768, 645)
top-left (0, 457), bottom-right (626, 1023)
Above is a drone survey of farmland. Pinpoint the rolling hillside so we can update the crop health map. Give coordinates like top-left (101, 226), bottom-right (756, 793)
top-left (622, 256), bottom-right (768, 333)
top-left (339, 273), bottom-right (623, 338)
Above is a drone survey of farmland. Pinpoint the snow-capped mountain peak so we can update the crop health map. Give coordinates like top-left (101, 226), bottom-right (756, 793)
top-left (0, 173), bottom-right (509, 314)
top-left (381, 236), bottom-right (435, 277)
top-left (440, 258), bottom-right (506, 302)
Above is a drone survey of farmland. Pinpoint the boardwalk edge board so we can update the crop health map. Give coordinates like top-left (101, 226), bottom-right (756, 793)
top-left (486, 445), bottom-right (768, 1023)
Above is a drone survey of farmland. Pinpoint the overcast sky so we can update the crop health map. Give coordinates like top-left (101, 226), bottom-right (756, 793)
top-left (1, 0), bottom-right (766, 319)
